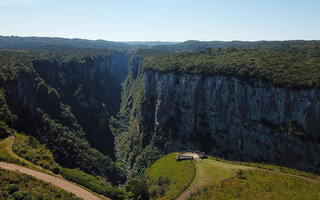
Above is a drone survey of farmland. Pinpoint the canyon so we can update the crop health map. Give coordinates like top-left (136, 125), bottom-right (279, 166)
top-left (1, 45), bottom-right (320, 181)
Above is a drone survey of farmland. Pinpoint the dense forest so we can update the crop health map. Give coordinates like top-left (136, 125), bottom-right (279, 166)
top-left (151, 40), bottom-right (320, 52)
top-left (143, 45), bottom-right (320, 89)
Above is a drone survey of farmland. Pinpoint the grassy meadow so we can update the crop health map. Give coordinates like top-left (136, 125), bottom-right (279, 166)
top-left (147, 153), bottom-right (320, 200)
top-left (188, 170), bottom-right (320, 200)
top-left (147, 153), bottom-right (196, 200)
top-left (210, 157), bottom-right (320, 180)
top-left (193, 159), bottom-right (250, 189)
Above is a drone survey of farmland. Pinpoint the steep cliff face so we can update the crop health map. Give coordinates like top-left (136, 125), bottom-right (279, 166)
top-left (1, 50), bottom-right (130, 183)
top-left (31, 51), bottom-right (130, 156)
top-left (128, 70), bottom-right (320, 174)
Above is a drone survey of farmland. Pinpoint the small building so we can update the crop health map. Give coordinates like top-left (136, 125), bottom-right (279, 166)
top-left (176, 150), bottom-right (207, 161)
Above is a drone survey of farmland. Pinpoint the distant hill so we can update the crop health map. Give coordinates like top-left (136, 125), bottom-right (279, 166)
top-left (2, 36), bottom-right (319, 53)
top-left (0, 36), bottom-right (179, 50)
top-left (150, 39), bottom-right (320, 52)
top-left (122, 41), bottom-right (179, 46)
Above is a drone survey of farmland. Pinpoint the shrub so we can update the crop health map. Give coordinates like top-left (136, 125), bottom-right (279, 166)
top-left (61, 168), bottom-right (126, 200)
top-left (52, 166), bottom-right (61, 174)
top-left (125, 179), bottom-right (149, 200)
top-left (12, 190), bottom-right (28, 200)
top-left (6, 184), bottom-right (19, 194)
top-left (0, 121), bottom-right (12, 139)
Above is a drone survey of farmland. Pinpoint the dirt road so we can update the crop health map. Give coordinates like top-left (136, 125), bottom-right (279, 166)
top-left (0, 162), bottom-right (106, 200)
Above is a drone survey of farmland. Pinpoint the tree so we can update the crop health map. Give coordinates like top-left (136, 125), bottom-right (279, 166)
top-left (125, 179), bottom-right (149, 200)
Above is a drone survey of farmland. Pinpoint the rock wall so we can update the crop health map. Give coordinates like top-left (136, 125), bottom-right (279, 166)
top-left (4, 51), bottom-right (130, 157)
top-left (141, 71), bottom-right (320, 172)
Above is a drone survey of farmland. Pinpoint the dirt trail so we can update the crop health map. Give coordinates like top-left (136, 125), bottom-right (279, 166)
top-left (0, 162), bottom-right (107, 200)
top-left (0, 136), bottom-right (109, 199)
top-left (175, 159), bottom-right (205, 200)
top-left (175, 178), bottom-right (200, 200)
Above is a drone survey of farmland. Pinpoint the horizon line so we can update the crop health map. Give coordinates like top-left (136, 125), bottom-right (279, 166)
top-left (1, 34), bottom-right (319, 43)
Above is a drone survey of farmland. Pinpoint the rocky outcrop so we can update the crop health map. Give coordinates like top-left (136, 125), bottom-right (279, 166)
top-left (138, 71), bottom-right (320, 173)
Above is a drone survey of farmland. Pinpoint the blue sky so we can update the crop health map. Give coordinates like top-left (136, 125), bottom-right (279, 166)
top-left (0, 0), bottom-right (319, 41)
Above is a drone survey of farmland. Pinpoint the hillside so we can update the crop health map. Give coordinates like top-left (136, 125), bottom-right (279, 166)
top-left (0, 36), bottom-right (144, 50)
top-left (150, 40), bottom-right (320, 52)
top-left (0, 168), bottom-right (83, 200)
top-left (0, 36), bottom-right (181, 51)
top-left (147, 153), bottom-right (320, 200)
top-left (0, 134), bottom-right (126, 200)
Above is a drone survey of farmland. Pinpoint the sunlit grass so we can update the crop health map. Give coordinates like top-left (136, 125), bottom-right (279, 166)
top-left (210, 157), bottom-right (320, 180)
top-left (0, 136), bottom-right (28, 166)
top-left (194, 159), bottom-right (250, 189)
top-left (188, 170), bottom-right (320, 200)
top-left (147, 153), bottom-right (196, 200)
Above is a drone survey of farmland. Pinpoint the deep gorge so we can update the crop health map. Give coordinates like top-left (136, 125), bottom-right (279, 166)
top-left (1, 46), bottom-right (320, 182)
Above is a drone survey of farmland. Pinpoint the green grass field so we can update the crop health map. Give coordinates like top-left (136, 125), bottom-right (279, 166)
top-left (194, 159), bottom-right (250, 189)
top-left (147, 153), bottom-right (196, 200)
top-left (211, 157), bottom-right (320, 180)
top-left (188, 170), bottom-right (320, 200)
top-left (148, 153), bottom-right (320, 200)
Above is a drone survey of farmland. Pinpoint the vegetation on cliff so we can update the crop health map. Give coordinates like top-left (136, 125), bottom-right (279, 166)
top-left (116, 44), bottom-right (320, 184)
top-left (12, 133), bottom-right (59, 171)
top-left (143, 46), bottom-right (320, 89)
top-left (113, 54), bottom-right (166, 179)
top-left (0, 49), bottom-right (126, 184)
